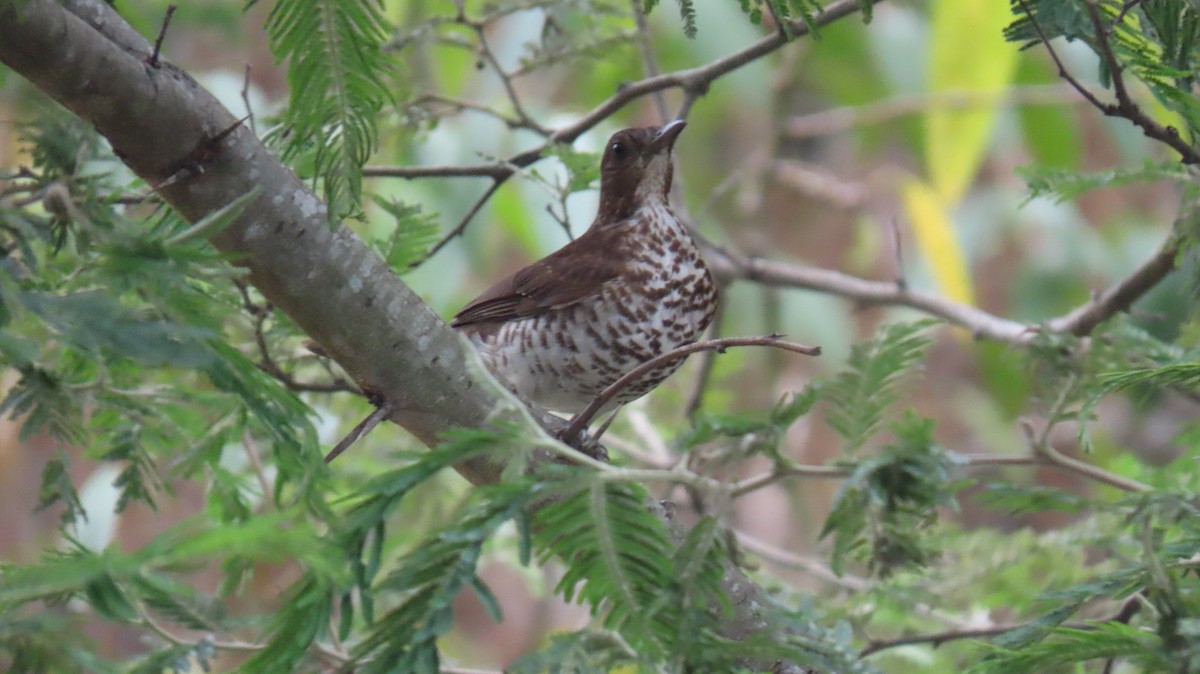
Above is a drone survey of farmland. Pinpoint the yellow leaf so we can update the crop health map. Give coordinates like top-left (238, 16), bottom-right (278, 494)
top-left (902, 178), bottom-right (974, 306)
top-left (926, 0), bottom-right (1020, 204)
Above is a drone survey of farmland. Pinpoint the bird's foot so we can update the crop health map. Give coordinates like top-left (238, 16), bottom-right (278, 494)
top-left (553, 424), bottom-right (609, 463)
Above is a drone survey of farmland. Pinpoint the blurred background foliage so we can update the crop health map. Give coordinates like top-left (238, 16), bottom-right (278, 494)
top-left (2, 0), bottom-right (1200, 672)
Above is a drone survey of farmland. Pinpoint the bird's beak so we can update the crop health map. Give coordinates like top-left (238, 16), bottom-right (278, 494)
top-left (650, 119), bottom-right (687, 153)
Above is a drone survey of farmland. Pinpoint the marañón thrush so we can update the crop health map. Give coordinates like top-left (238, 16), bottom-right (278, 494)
top-left (452, 120), bottom-right (718, 415)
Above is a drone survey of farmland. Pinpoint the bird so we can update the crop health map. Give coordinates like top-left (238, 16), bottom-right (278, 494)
top-left (451, 119), bottom-right (718, 419)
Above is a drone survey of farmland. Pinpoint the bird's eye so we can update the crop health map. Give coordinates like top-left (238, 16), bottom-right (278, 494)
top-left (609, 141), bottom-right (628, 160)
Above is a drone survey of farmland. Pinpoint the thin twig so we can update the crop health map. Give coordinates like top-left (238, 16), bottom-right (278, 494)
top-left (409, 93), bottom-right (530, 130)
top-left (468, 19), bottom-right (550, 136)
top-left (241, 64), bottom-right (256, 135)
top-left (703, 225), bottom-right (1181, 346)
top-left (862, 588), bottom-right (1148, 657)
top-left (703, 243), bottom-right (1031, 342)
top-left (684, 298), bottom-right (727, 419)
top-left (770, 160), bottom-right (867, 209)
top-left (731, 448), bottom-right (1148, 498)
top-left (241, 430), bottom-right (273, 504)
top-left (564, 336), bottom-right (822, 440)
top-left (237, 281), bottom-right (359, 394)
top-left (1046, 234), bottom-right (1176, 335)
top-left (325, 403), bottom-right (394, 463)
top-left (1113, 0), bottom-right (1142, 26)
top-left (735, 530), bottom-right (868, 591)
top-left (890, 216), bottom-right (907, 291)
top-left (137, 602), bottom-right (260, 654)
top-left (1019, 0), bottom-right (1199, 164)
top-left (363, 163), bottom-right (512, 180)
top-left (1020, 419), bottom-right (1151, 493)
top-left (413, 178), bottom-right (505, 267)
top-left (630, 0), bottom-right (669, 123)
top-left (861, 624), bottom-right (1034, 657)
top-left (149, 5), bottom-right (177, 68)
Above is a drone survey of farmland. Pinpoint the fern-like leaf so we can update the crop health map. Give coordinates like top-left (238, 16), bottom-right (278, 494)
top-left (264, 0), bottom-right (394, 222)
top-left (823, 320), bottom-right (936, 453)
top-left (370, 196), bottom-right (441, 271)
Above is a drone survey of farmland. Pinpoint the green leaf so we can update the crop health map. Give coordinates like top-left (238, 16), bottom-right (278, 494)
top-left (823, 320), bottom-right (936, 453)
top-left (18, 290), bottom-right (216, 369)
top-left (370, 196), bottom-right (441, 271)
top-left (1018, 160), bottom-right (1193, 203)
top-left (264, 0), bottom-right (395, 222)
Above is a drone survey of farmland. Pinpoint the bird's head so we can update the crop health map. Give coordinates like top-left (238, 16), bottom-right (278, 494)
top-left (596, 120), bottom-right (685, 223)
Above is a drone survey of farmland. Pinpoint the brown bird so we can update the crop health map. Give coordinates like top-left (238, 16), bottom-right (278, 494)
top-left (452, 120), bottom-right (718, 417)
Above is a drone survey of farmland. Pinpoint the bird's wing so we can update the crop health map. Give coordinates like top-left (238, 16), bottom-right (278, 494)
top-left (451, 229), bottom-right (625, 327)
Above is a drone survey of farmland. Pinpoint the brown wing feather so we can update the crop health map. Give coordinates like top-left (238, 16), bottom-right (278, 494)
top-left (451, 226), bottom-right (625, 328)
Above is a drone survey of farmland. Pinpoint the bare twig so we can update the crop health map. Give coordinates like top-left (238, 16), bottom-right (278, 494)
top-left (241, 430), bottom-right (273, 504)
top-left (466, 16), bottom-right (550, 136)
top-left (703, 225), bottom-right (1181, 346)
top-left (409, 93), bottom-right (530, 130)
top-left (1113, 0), bottom-right (1142, 26)
top-left (237, 281), bottom-right (360, 394)
top-left (149, 5), bottom-right (177, 68)
top-left (1020, 419), bottom-right (1151, 493)
top-left (890, 216), bottom-right (907, 291)
top-left (241, 64), bottom-right (256, 135)
top-left (564, 336), bottom-right (822, 441)
top-left (731, 447), bottom-right (1146, 498)
top-left (1047, 235), bottom-right (1179, 336)
top-left (363, 163), bottom-right (512, 180)
top-left (863, 588), bottom-right (1148, 658)
top-left (735, 530), bottom-right (869, 591)
top-left (703, 243), bottom-right (1032, 342)
top-left (684, 298), bottom-right (727, 419)
top-left (413, 178), bottom-right (505, 267)
top-left (861, 624), bottom-right (1033, 657)
top-left (630, 0), bottom-right (669, 123)
top-left (325, 403), bottom-right (394, 463)
top-left (136, 602), bottom-right (261, 654)
top-left (770, 160), bottom-right (868, 209)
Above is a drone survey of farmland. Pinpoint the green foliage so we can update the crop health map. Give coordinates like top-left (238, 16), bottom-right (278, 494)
top-left (1102, 359), bottom-right (1200, 392)
top-left (643, 0), bottom-right (697, 38)
top-left (370, 197), bottom-right (441, 271)
top-left (534, 480), bottom-right (738, 667)
top-left (544, 143), bottom-right (602, 195)
top-left (823, 319), bottom-right (937, 453)
top-left (971, 493), bottom-right (1200, 673)
top-left (821, 411), bottom-right (958, 577)
top-left (1018, 160), bottom-right (1195, 203)
top-left (506, 630), bottom-right (640, 673)
top-left (261, 0), bottom-right (394, 222)
top-left (677, 387), bottom-right (820, 462)
top-left (1005, 0), bottom-right (1200, 140)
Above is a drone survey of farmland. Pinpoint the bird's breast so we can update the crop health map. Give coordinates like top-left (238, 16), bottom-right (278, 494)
top-left (469, 204), bottom-right (718, 413)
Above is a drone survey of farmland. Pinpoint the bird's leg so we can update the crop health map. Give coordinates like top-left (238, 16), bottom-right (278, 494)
top-left (550, 418), bottom-right (609, 463)
top-left (591, 409), bottom-right (621, 443)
